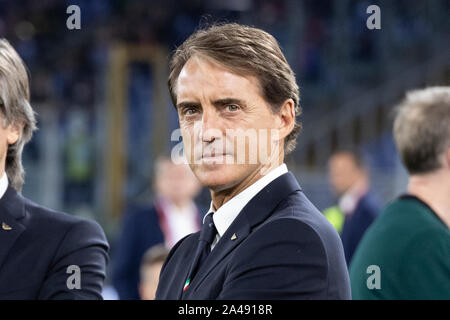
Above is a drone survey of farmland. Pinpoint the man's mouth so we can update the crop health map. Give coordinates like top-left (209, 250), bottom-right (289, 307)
top-left (201, 152), bottom-right (230, 159)
top-left (198, 151), bottom-right (233, 163)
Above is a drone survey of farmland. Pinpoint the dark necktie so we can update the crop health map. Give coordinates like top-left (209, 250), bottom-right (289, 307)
top-left (183, 213), bottom-right (217, 292)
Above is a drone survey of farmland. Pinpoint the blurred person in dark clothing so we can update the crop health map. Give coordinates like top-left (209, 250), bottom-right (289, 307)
top-left (139, 244), bottom-right (169, 300)
top-left (350, 87), bottom-right (450, 299)
top-left (328, 149), bottom-right (380, 265)
top-left (0, 39), bottom-right (108, 299)
top-left (112, 156), bottom-right (202, 300)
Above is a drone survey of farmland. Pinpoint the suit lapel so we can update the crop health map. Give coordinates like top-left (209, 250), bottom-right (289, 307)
top-left (185, 213), bottom-right (251, 296)
top-left (0, 187), bottom-right (26, 271)
top-left (187, 172), bottom-right (301, 295)
top-left (175, 240), bottom-right (198, 299)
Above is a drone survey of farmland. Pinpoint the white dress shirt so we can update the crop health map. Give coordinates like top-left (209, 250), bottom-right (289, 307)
top-left (0, 172), bottom-right (8, 200)
top-left (204, 163), bottom-right (288, 250)
top-left (163, 199), bottom-right (200, 248)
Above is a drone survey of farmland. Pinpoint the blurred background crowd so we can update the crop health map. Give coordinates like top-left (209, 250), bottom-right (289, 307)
top-left (0, 0), bottom-right (448, 299)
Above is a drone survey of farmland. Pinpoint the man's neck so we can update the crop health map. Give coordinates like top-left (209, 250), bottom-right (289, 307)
top-left (408, 171), bottom-right (450, 228)
top-left (211, 161), bottom-right (282, 211)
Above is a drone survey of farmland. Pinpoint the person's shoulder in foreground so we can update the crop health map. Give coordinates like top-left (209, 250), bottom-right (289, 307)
top-left (350, 196), bottom-right (450, 299)
top-left (0, 186), bottom-right (109, 299)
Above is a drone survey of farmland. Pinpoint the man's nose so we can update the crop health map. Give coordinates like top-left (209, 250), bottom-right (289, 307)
top-left (198, 108), bottom-right (222, 143)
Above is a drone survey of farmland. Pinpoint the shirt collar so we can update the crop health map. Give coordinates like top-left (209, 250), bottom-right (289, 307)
top-left (0, 172), bottom-right (8, 200)
top-left (204, 163), bottom-right (288, 237)
top-left (338, 179), bottom-right (368, 215)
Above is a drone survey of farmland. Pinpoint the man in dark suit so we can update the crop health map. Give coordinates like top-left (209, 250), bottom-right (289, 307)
top-left (155, 24), bottom-right (351, 300)
top-left (0, 39), bottom-right (108, 299)
top-left (112, 157), bottom-right (202, 299)
top-left (328, 150), bottom-right (380, 265)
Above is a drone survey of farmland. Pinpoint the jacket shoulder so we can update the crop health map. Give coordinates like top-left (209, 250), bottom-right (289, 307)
top-left (264, 190), bottom-right (341, 243)
top-left (21, 195), bottom-right (107, 246)
top-left (2, 193), bottom-right (109, 299)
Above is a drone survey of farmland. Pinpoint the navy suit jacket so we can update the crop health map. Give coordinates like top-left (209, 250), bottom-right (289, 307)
top-left (0, 186), bottom-right (108, 299)
top-left (341, 192), bottom-right (380, 265)
top-left (112, 204), bottom-right (165, 300)
top-left (156, 172), bottom-right (351, 300)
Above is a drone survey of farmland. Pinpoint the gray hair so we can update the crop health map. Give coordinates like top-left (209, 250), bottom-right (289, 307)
top-left (393, 87), bottom-right (450, 174)
top-left (0, 39), bottom-right (37, 191)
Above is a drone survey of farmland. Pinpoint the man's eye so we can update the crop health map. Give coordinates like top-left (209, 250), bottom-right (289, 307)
top-left (226, 104), bottom-right (240, 112)
top-left (184, 107), bottom-right (198, 115)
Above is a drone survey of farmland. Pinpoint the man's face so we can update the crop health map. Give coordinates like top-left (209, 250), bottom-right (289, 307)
top-left (175, 55), bottom-right (282, 192)
top-left (328, 153), bottom-right (360, 196)
top-left (156, 160), bottom-right (200, 203)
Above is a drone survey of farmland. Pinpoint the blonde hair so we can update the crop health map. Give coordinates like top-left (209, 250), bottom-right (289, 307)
top-left (0, 39), bottom-right (37, 191)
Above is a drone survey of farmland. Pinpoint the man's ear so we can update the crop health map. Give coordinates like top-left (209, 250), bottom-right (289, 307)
top-left (276, 98), bottom-right (295, 141)
top-left (6, 122), bottom-right (23, 145)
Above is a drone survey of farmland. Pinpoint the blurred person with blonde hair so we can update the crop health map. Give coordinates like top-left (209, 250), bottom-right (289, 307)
top-left (0, 39), bottom-right (108, 299)
top-left (139, 244), bottom-right (169, 300)
top-left (350, 87), bottom-right (450, 299)
top-left (112, 155), bottom-right (202, 299)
